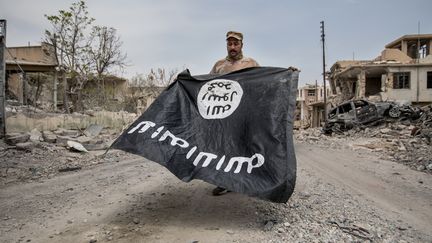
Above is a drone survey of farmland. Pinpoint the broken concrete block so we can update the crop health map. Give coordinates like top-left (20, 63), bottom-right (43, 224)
top-left (15, 142), bottom-right (34, 151)
top-left (398, 144), bottom-right (407, 151)
top-left (42, 131), bottom-right (57, 143)
top-left (396, 124), bottom-right (407, 130)
top-left (84, 142), bottom-right (108, 151)
top-left (6, 133), bottom-right (30, 145)
top-left (56, 135), bottom-right (73, 146)
top-left (5, 133), bottom-right (20, 140)
top-left (53, 129), bottom-right (65, 135)
top-left (63, 129), bottom-right (79, 137)
top-left (417, 165), bottom-right (426, 171)
top-left (67, 141), bottom-right (88, 153)
top-left (76, 136), bottom-right (92, 144)
top-left (84, 124), bottom-right (104, 137)
top-left (380, 128), bottom-right (391, 134)
top-left (54, 128), bottom-right (79, 137)
top-left (29, 129), bottom-right (42, 143)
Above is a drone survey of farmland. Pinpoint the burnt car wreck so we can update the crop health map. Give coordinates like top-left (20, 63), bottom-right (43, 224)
top-left (323, 100), bottom-right (422, 135)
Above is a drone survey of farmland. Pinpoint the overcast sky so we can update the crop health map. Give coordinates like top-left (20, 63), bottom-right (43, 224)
top-left (2, 0), bottom-right (432, 85)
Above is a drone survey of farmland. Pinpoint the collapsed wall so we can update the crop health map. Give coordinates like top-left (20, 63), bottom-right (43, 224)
top-left (5, 108), bottom-right (137, 133)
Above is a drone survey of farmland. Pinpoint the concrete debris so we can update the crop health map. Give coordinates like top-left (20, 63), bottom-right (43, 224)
top-left (6, 133), bottom-right (30, 145)
top-left (54, 128), bottom-right (79, 137)
top-left (263, 220), bottom-right (276, 231)
top-left (84, 124), bottom-right (104, 137)
top-left (67, 141), bottom-right (89, 153)
top-left (56, 136), bottom-right (72, 146)
top-left (15, 142), bottom-right (35, 151)
top-left (29, 129), bottom-right (43, 143)
top-left (84, 142), bottom-right (108, 151)
top-left (296, 109), bottom-right (432, 173)
top-left (328, 220), bottom-right (373, 240)
top-left (0, 123), bottom-right (131, 187)
top-left (42, 131), bottom-right (57, 143)
top-left (380, 128), bottom-right (391, 134)
top-left (74, 136), bottom-right (92, 144)
top-left (417, 165), bottom-right (426, 171)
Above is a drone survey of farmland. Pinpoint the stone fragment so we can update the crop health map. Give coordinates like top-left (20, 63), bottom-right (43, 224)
top-left (380, 128), bottom-right (391, 134)
top-left (29, 129), bottom-right (42, 142)
top-left (264, 220), bottom-right (275, 231)
top-left (84, 124), bottom-right (104, 137)
top-left (76, 136), bottom-right (92, 144)
top-left (6, 133), bottom-right (30, 145)
top-left (54, 128), bottom-right (79, 137)
top-left (67, 141), bottom-right (88, 153)
top-left (84, 143), bottom-right (108, 151)
top-left (56, 136), bottom-right (73, 146)
top-left (42, 131), bottom-right (57, 143)
top-left (416, 165), bottom-right (425, 171)
top-left (15, 142), bottom-right (34, 151)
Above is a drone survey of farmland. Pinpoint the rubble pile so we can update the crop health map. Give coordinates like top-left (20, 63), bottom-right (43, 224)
top-left (295, 105), bottom-right (432, 173)
top-left (5, 125), bottom-right (113, 151)
top-left (0, 125), bottom-right (134, 185)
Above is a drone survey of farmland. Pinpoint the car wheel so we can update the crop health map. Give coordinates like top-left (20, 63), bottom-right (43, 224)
top-left (388, 106), bottom-right (401, 118)
top-left (331, 123), bottom-right (343, 134)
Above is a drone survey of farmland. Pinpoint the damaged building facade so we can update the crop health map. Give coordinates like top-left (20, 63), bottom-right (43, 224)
top-left (295, 84), bottom-right (330, 128)
top-left (5, 43), bottom-right (128, 111)
top-left (5, 42), bottom-right (58, 107)
top-left (329, 34), bottom-right (432, 106)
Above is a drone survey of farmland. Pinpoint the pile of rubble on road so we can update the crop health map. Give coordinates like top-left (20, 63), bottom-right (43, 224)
top-left (295, 105), bottom-right (432, 174)
top-left (0, 125), bottom-right (135, 185)
top-left (5, 124), bottom-right (111, 152)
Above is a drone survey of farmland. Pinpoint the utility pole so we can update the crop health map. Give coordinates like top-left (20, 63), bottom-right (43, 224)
top-left (320, 21), bottom-right (328, 127)
top-left (416, 21), bottom-right (420, 103)
top-left (0, 20), bottom-right (6, 139)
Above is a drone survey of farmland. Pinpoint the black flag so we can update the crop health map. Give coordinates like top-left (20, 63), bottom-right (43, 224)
top-left (112, 67), bottom-right (298, 203)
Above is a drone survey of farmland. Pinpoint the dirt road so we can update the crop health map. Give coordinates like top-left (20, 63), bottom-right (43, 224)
top-left (1, 142), bottom-right (431, 242)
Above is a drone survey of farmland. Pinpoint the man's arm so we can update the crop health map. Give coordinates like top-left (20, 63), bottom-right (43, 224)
top-left (251, 59), bottom-right (259, 67)
top-left (243, 57), bottom-right (259, 68)
top-left (210, 59), bottom-right (224, 74)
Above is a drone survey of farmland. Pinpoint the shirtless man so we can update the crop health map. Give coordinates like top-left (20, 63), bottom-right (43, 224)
top-left (210, 31), bottom-right (259, 196)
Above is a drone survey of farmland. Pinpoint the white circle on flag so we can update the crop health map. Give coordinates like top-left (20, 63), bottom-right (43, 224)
top-left (197, 79), bottom-right (243, 119)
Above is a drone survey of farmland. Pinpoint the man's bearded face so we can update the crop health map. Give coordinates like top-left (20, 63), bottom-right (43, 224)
top-left (226, 38), bottom-right (243, 59)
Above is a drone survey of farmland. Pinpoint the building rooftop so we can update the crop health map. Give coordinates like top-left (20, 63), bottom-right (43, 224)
top-left (385, 34), bottom-right (432, 48)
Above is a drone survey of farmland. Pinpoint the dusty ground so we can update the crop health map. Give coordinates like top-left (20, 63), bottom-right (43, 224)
top-left (0, 141), bottom-right (431, 243)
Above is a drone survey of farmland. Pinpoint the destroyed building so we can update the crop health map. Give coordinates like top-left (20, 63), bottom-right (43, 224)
top-left (5, 42), bottom-right (130, 111)
top-left (295, 84), bottom-right (330, 128)
top-left (5, 42), bottom-right (58, 106)
top-left (329, 34), bottom-right (432, 106)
